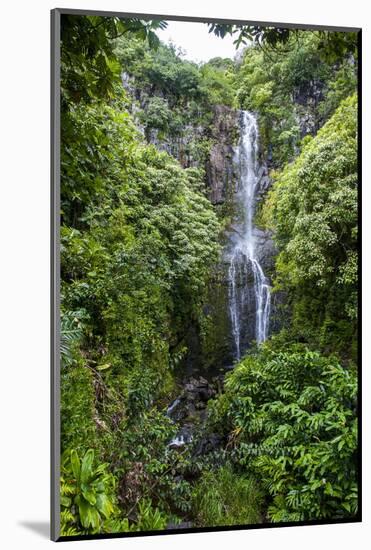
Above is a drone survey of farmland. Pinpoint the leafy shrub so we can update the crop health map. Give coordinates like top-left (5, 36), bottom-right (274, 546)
top-left (139, 96), bottom-right (172, 131)
top-left (263, 95), bottom-right (358, 356)
top-left (61, 95), bottom-right (221, 420)
top-left (60, 365), bottom-right (97, 454)
top-left (132, 499), bottom-right (169, 531)
top-left (235, 33), bottom-right (357, 166)
top-left (209, 346), bottom-right (358, 522)
top-left (60, 449), bottom-right (121, 535)
top-left (60, 19), bottom-right (359, 534)
top-left (60, 309), bottom-right (85, 368)
top-left (61, 449), bottom-right (171, 535)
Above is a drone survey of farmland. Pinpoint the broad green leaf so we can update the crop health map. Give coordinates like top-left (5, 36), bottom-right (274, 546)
top-left (60, 495), bottom-right (72, 507)
top-left (70, 450), bottom-right (80, 480)
top-left (81, 449), bottom-right (95, 484)
top-left (96, 493), bottom-right (115, 519)
top-left (82, 487), bottom-right (97, 506)
top-left (77, 495), bottom-right (100, 530)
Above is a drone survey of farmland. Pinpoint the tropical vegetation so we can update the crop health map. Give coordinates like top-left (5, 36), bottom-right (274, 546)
top-left (59, 14), bottom-right (359, 536)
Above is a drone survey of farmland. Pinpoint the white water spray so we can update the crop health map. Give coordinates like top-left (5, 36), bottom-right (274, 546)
top-left (228, 111), bottom-right (271, 359)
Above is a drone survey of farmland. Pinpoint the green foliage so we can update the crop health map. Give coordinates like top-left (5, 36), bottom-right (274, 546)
top-left (61, 444), bottom-right (174, 535)
top-left (60, 17), bottom-right (223, 536)
top-left (60, 363), bottom-right (97, 455)
top-left (115, 37), bottom-right (236, 168)
top-left (208, 23), bottom-right (292, 49)
top-left (192, 465), bottom-right (264, 526)
top-left (199, 59), bottom-right (236, 106)
top-left (116, 39), bottom-right (205, 104)
top-left (138, 96), bottom-right (172, 132)
top-left (60, 449), bottom-right (120, 535)
top-left (61, 93), bottom-right (221, 387)
top-left (60, 310), bottom-right (85, 367)
top-left (61, 99), bottom-right (138, 226)
top-left (132, 499), bottom-right (169, 531)
top-left (235, 32), bottom-right (357, 166)
top-left (209, 24), bottom-right (358, 62)
top-left (318, 60), bottom-right (358, 121)
top-left (209, 346), bottom-right (358, 522)
top-left (59, 15), bottom-right (358, 535)
top-left (115, 410), bottom-right (193, 518)
top-left (263, 95), bottom-right (358, 355)
top-left (61, 15), bottom-right (167, 109)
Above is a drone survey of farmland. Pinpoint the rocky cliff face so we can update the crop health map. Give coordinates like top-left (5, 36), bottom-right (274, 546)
top-left (121, 74), bottom-right (280, 367)
top-left (206, 105), bottom-right (239, 205)
top-left (292, 79), bottom-right (325, 137)
top-left (201, 110), bottom-right (280, 368)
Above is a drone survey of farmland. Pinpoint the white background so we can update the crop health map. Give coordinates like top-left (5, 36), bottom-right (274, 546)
top-left (0, 0), bottom-right (369, 548)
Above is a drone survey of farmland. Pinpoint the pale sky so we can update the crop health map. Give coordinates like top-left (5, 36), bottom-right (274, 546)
top-left (157, 21), bottom-right (244, 63)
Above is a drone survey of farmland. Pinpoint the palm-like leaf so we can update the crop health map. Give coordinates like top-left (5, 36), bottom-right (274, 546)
top-left (60, 310), bottom-right (84, 367)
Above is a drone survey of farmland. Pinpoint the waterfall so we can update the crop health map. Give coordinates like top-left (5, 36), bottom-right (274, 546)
top-left (228, 111), bottom-right (271, 360)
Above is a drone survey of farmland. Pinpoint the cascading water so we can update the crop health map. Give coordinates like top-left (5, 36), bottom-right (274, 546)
top-left (166, 111), bottom-right (272, 451)
top-left (228, 111), bottom-right (271, 360)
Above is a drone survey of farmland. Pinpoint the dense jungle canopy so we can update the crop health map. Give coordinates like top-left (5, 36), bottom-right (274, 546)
top-left (59, 15), bottom-right (359, 536)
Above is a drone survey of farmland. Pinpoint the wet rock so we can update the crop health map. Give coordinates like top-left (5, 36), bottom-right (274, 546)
top-left (194, 433), bottom-right (223, 456)
top-left (182, 377), bottom-right (216, 403)
top-left (187, 402), bottom-right (197, 417)
top-left (166, 397), bottom-right (187, 422)
top-left (167, 376), bottom-right (218, 449)
top-left (206, 105), bottom-right (239, 205)
top-left (256, 163), bottom-right (271, 194)
top-left (169, 425), bottom-right (193, 449)
top-left (255, 230), bottom-right (277, 271)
